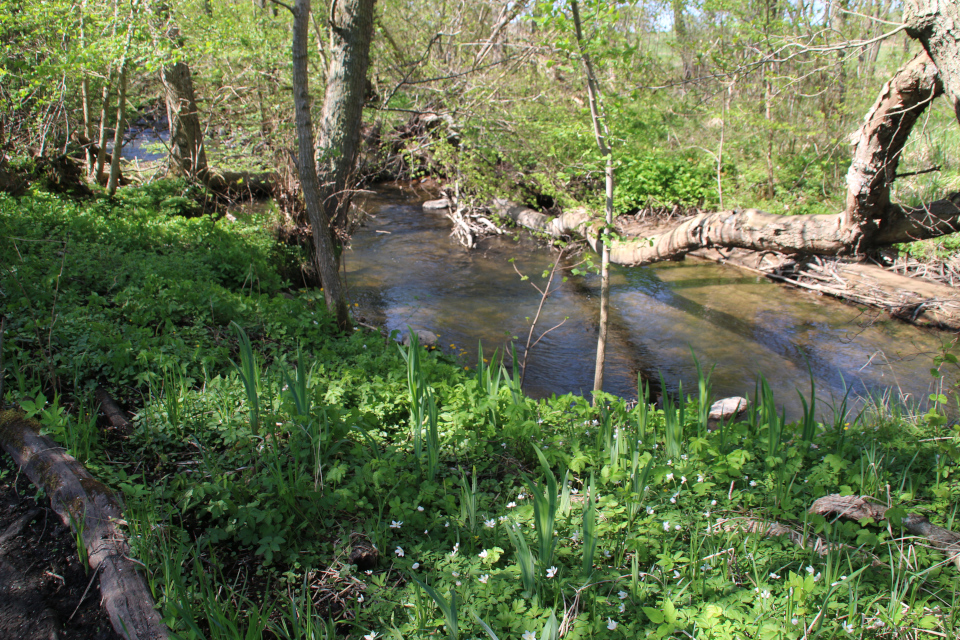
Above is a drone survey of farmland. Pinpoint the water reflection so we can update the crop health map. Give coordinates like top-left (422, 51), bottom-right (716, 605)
top-left (349, 185), bottom-right (955, 418)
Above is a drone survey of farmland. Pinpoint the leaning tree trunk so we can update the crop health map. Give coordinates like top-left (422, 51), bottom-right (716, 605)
top-left (316, 0), bottom-right (376, 234)
top-left (905, 0), bottom-right (960, 121)
top-left (496, 40), bottom-right (960, 267)
top-left (843, 51), bottom-right (943, 236)
top-left (161, 60), bottom-right (208, 180)
top-left (292, 0), bottom-right (352, 330)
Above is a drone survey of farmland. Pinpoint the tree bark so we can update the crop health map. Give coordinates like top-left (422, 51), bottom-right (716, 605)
top-left (161, 60), bottom-right (208, 180)
top-left (292, 0), bottom-right (353, 330)
top-left (316, 0), bottom-right (376, 234)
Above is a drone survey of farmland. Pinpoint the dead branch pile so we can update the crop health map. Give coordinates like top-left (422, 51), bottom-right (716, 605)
top-left (885, 252), bottom-right (960, 287)
top-left (443, 195), bottom-right (507, 249)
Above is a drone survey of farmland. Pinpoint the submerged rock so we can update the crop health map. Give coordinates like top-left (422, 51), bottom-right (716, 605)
top-left (422, 198), bottom-right (451, 211)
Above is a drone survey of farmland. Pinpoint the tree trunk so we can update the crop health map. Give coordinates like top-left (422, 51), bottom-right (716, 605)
top-left (843, 51), bottom-right (942, 234)
top-left (905, 0), bottom-right (960, 121)
top-left (107, 63), bottom-right (127, 196)
top-left (95, 72), bottom-right (112, 184)
top-left (79, 1), bottom-right (95, 176)
top-left (292, 0), bottom-right (353, 330)
top-left (161, 61), bottom-right (208, 180)
top-left (316, 0), bottom-right (376, 234)
top-left (571, 0), bottom-right (613, 401)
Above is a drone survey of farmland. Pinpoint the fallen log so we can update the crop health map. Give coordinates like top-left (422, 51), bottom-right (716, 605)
top-left (95, 387), bottom-right (133, 435)
top-left (810, 494), bottom-right (960, 569)
top-left (491, 199), bottom-right (960, 331)
top-left (0, 410), bottom-right (169, 640)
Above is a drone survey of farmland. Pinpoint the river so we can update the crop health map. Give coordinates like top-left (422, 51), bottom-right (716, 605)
top-left (348, 184), bottom-right (956, 419)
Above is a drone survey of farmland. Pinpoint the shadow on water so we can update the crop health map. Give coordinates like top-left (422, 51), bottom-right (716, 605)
top-left (348, 185), bottom-right (957, 419)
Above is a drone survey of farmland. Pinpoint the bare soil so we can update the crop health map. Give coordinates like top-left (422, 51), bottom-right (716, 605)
top-left (0, 452), bottom-right (123, 640)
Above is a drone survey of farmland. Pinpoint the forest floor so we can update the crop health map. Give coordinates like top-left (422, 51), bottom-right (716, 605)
top-left (0, 452), bottom-right (122, 640)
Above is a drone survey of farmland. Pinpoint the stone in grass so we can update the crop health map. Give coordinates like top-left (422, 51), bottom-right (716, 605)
top-left (400, 329), bottom-right (438, 348)
top-left (349, 533), bottom-right (379, 571)
top-left (707, 397), bottom-right (749, 430)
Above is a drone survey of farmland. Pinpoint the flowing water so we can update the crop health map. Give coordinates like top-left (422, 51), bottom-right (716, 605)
top-left (348, 185), bottom-right (956, 417)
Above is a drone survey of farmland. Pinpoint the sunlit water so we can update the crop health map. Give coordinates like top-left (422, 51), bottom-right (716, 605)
top-left (348, 185), bottom-right (956, 418)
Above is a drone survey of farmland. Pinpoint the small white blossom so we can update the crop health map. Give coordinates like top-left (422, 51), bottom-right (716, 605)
top-left (479, 549), bottom-right (488, 559)
top-left (484, 518), bottom-right (496, 528)
top-left (680, 476), bottom-right (687, 484)
top-left (759, 590), bottom-right (771, 599)
top-left (791, 618), bottom-right (798, 625)
top-left (806, 566), bottom-right (815, 574)
top-left (394, 546), bottom-right (404, 557)
top-left (711, 499), bottom-right (717, 506)
top-left (417, 506), bottom-right (424, 512)
top-left (546, 566), bottom-right (558, 578)
top-left (646, 506), bottom-right (655, 515)
top-left (675, 524), bottom-right (681, 530)
top-left (842, 621), bottom-right (854, 634)
top-left (749, 480), bottom-right (758, 487)
top-left (666, 473), bottom-right (674, 482)
top-left (618, 602), bottom-right (625, 613)
top-left (452, 571), bottom-right (459, 577)
top-left (390, 520), bottom-right (403, 529)
top-left (358, 594), bottom-right (365, 603)
top-left (450, 543), bottom-right (459, 557)
top-left (663, 521), bottom-right (670, 531)
top-left (522, 632), bottom-right (536, 640)
top-left (770, 572), bottom-right (780, 579)
top-left (606, 618), bottom-right (618, 631)
top-left (411, 562), bottom-right (420, 570)
top-left (697, 474), bottom-right (705, 483)
top-left (363, 633), bottom-right (378, 640)
top-left (507, 501), bottom-right (517, 508)
top-left (478, 574), bottom-right (489, 584)
top-left (618, 590), bottom-right (628, 600)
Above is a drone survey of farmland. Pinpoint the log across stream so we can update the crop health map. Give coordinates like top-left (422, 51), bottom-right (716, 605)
top-left (349, 185), bottom-right (957, 419)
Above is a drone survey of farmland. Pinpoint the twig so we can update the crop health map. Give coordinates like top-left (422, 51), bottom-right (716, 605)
top-left (517, 248), bottom-right (565, 388)
top-left (67, 564), bottom-right (102, 623)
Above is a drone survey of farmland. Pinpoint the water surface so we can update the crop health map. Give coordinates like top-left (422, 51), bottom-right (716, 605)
top-left (351, 187), bottom-right (956, 417)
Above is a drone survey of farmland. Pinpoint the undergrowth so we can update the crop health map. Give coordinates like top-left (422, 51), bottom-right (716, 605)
top-left (2, 182), bottom-right (960, 639)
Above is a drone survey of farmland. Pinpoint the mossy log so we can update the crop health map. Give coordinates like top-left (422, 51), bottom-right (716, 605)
top-left (0, 410), bottom-right (169, 640)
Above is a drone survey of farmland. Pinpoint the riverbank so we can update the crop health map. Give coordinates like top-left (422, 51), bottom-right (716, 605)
top-left (2, 181), bottom-right (960, 639)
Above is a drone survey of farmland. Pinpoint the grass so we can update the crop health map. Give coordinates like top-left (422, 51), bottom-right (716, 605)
top-left (2, 182), bottom-right (960, 639)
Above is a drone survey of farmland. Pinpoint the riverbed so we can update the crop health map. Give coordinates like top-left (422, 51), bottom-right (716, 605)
top-left (348, 184), bottom-right (956, 418)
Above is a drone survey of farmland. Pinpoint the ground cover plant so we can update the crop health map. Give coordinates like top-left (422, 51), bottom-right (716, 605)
top-left (2, 183), bottom-right (960, 639)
